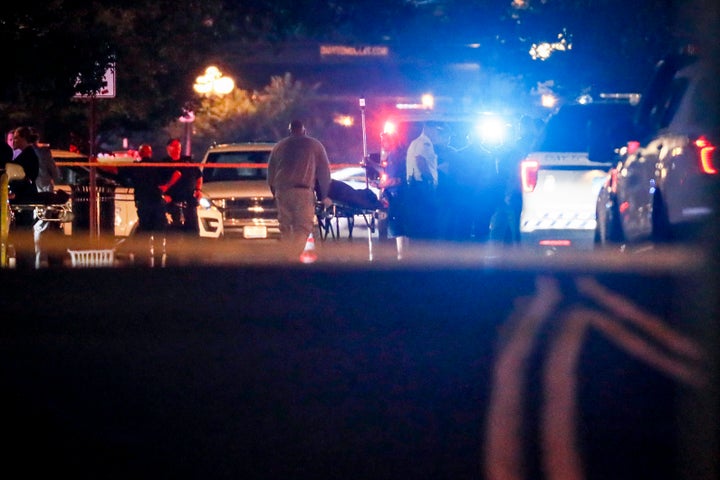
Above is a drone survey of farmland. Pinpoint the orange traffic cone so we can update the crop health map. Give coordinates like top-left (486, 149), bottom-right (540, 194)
top-left (299, 233), bottom-right (318, 264)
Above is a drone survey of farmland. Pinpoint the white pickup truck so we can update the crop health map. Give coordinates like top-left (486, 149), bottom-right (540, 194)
top-left (519, 101), bottom-right (636, 249)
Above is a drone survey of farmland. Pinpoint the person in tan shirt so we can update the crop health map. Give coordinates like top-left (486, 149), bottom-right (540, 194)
top-left (267, 120), bottom-right (332, 251)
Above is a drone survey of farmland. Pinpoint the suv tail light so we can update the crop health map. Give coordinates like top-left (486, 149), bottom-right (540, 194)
top-left (520, 160), bottom-right (539, 192)
top-left (695, 136), bottom-right (717, 174)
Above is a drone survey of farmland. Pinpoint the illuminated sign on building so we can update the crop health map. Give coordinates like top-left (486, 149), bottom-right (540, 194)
top-left (320, 45), bottom-right (389, 57)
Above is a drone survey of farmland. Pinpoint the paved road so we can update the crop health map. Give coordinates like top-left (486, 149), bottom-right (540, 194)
top-left (1, 243), bottom-right (716, 479)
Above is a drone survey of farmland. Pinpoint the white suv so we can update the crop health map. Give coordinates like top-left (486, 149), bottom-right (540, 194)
top-left (197, 142), bottom-right (278, 239)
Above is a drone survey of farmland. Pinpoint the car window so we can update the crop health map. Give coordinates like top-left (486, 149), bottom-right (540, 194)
top-left (686, 71), bottom-right (720, 129)
top-left (535, 104), bottom-right (634, 152)
top-left (657, 77), bottom-right (689, 130)
top-left (204, 151), bottom-right (270, 182)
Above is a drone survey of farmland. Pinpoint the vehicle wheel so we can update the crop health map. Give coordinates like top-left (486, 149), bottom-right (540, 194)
top-left (593, 222), bottom-right (602, 245)
top-left (606, 200), bottom-right (624, 243)
top-left (595, 203), bottom-right (608, 245)
top-left (651, 191), bottom-right (673, 242)
top-left (595, 195), bottom-right (624, 246)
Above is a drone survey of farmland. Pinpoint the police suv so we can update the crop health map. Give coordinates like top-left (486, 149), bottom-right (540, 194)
top-left (519, 98), bottom-right (637, 249)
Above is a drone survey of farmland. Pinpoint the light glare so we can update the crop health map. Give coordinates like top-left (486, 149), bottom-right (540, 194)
top-left (194, 66), bottom-right (235, 96)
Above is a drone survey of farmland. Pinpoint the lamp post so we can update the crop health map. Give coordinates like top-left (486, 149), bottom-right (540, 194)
top-left (178, 110), bottom-right (195, 156)
top-left (189, 66), bottom-right (235, 156)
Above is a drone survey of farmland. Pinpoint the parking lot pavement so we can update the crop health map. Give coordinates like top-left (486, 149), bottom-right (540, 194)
top-left (0, 230), bottom-right (578, 269)
top-left (520, 229), bottom-right (596, 252)
top-left (1, 242), bottom-right (716, 479)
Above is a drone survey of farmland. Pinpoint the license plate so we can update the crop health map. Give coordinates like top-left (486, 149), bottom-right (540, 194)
top-left (243, 225), bottom-right (267, 239)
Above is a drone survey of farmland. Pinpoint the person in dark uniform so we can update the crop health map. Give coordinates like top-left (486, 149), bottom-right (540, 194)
top-left (489, 115), bottom-right (541, 244)
top-left (6, 126), bottom-right (40, 268)
top-left (161, 138), bottom-right (201, 234)
top-left (130, 144), bottom-right (168, 233)
top-left (8, 126), bottom-right (40, 223)
top-left (1, 138), bottom-right (13, 167)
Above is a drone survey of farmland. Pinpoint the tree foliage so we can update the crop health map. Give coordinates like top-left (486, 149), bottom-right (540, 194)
top-left (0, 0), bottom-right (416, 152)
top-left (183, 73), bottom-right (323, 156)
top-left (2, 1), bottom-right (713, 155)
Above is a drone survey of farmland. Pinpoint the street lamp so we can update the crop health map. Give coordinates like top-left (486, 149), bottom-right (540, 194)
top-left (185, 66), bottom-right (235, 156)
top-left (194, 66), bottom-right (235, 95)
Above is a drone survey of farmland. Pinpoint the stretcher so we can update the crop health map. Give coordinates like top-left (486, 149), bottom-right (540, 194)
top-left (315, 201), bottom-right (383, 240)
top-left (8, 190), bottom-right (73, 224)
top-left (313, 179), bottom-right (385, 240)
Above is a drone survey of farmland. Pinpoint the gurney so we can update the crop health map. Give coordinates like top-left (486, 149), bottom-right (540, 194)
top-left (315, 179), bottom-right (385, 240)
top-left (3, 163), bottom-right (72, 225)
top-left (316, 202), bottom-right (381, 240)
top-left (8, 190), bottom-right (73, 224)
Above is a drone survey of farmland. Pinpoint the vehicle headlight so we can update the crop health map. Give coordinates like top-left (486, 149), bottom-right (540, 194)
top-left (198, 197), bottom-right (213, 209)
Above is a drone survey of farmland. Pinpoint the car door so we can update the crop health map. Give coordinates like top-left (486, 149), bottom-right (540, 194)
top-left (616, 138), bottom-right (663, 241)
top-left (615, 53), bottom-right (696, 242)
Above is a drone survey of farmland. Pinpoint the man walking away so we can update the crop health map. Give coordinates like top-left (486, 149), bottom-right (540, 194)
top-left (267, 120), bottom-right (332, 254)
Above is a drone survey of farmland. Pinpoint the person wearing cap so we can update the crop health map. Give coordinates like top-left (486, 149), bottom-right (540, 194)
top-left (267, 119), bottom-right (332, 252)
top-left (129, 144), bottom-right (168, 233)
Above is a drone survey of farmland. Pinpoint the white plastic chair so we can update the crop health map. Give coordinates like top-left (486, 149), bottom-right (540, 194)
top-left (67, 249), bottom-right (115, 268)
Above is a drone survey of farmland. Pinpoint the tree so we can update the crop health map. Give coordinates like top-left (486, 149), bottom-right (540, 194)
top-left (1, 0), bottom-right (229, 151)
top-left (0, 0), bottom-right (417, 152)
top-left (176, 73), bottom-right (322, 156)
top-left (2, 1), bottom-right (710, 154)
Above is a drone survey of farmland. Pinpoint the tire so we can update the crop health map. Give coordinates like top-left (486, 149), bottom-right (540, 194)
top-left (651, 191), bottom-right (673, 242)
top-left (595, 195), bottom-right (624, 246)
top-left (606, 200), bottom-right (624, 243)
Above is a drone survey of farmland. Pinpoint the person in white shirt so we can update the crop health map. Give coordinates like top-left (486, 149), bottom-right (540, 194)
top-left (406, 123), bottom-right (440, 187)
top-left (403, 122), bottom-right (444, 239)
